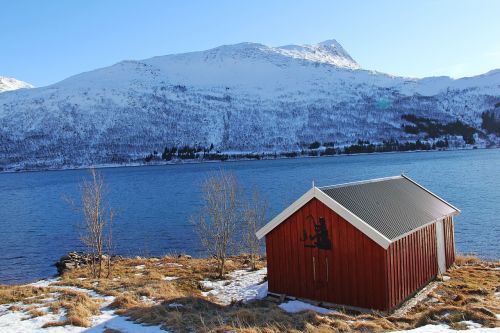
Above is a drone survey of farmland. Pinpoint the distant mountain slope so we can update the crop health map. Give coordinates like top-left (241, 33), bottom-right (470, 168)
top-left (0, 76), bottom-right (33, 93)
top-left (0, 39), bottom-right (499, 170)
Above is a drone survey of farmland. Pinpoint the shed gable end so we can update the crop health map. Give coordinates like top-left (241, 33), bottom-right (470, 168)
top-left (256, 187), bottom-right (391, 249)
top-left (266, 198), bottom-right (389, 310)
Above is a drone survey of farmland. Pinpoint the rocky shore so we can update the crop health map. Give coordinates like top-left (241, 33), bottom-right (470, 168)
top-left (54, 252), bottom-right (192, 275)
top-left (54, 252), bottom-right (113, 275)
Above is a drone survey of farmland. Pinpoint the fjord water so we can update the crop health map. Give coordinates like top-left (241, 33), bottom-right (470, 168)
top-left (0, 149), bottom-right (498, 284)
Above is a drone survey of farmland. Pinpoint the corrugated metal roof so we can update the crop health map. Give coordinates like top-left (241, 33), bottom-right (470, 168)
top-left (319, 175), bottom-right (459, 241)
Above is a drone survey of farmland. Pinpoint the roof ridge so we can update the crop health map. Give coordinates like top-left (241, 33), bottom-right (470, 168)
top-left (318, 175), bottom-right (402, 189)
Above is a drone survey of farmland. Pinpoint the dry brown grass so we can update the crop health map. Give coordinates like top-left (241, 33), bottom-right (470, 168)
top-left (2, 254), bottom-right (498, 332)
top-left (117, 255), bottom-right (499, 332)
top-left (7, 304), bottom-right (23, 311)
top-left (0, 286), bottom-right (102, 328)
top-left (454, 254), bottom-right (484, 266)
top-left (109, 294), bottom-right (140, 310)
top-left (396, 255), bottom-right (500, 331)
top-left (58, 290), bottom-right (102, 327)
top-left (26, 307), bottom-right (46, 318)
top-left (39, 289), bottom-right (102, 328)
top-left (42, 320), bottom-right (67, 328)
top-left (0, 285), bottom-right (52, 304)
top-left (54, 255), bottom-right (263, 303)
top-left (124, 298), bottom-right (335, 333)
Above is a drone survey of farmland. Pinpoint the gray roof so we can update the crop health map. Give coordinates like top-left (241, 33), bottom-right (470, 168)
top-left (319, 175), bottom-right (459, 240)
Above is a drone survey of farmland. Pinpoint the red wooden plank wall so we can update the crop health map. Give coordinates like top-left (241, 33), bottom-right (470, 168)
top-left (266, 198), bottom-right (389, 311)
top-left (443, 216), bottom-right (456, 268)
top-left (385, 223), bottom-right (438, 309)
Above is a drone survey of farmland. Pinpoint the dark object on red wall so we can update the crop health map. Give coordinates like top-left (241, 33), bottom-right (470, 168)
top-left (301, 216), bottom-right (332, 250)
top-left (256, 175), bottom-right (459, 312)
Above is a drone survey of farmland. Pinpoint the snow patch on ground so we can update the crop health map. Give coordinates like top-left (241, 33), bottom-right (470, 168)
top-left (200, 268), bottom-right (267, 305)
top-left (0, 304), bottom-right (167, 333)
top-left (163, 276), bottom-right (178, 281)
top-left (460, 321), bottom-right (483, 329)
top-left (29, 278), bottom-right (60, 287)
top-left (279, 300), bottom-right (335, 315)
top-left (168, 303), bottom-right (183, 308)
top-left (393, 324), bottom-right (500, 332)
top-left (165, 263), bottom-right (183, 267)
top-left (0, 278), bottom-right (167, 333)
top-left (86, 311), bottom-right (167, 333)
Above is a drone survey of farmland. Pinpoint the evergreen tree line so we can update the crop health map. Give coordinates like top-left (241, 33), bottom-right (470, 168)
top-left (481, 111), bottom-right (500, 135)
top-left (401, 114), bottom-right (476, 144)
top-left (145, 137), bottom-right (451, 163)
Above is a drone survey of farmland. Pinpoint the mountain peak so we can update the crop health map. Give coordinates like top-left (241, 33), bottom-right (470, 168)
top-left (151, 39), bottom-right (360, 70)
top-left (316, 39), bottom-right (342, 47)
top-left (0, 76), bottom-right (33, 93)
top-left (276, 39), bottom-right (360, 69)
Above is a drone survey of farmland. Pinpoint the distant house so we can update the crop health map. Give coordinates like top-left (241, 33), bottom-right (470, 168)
top-left (256, 175), bottom-right (459, 312)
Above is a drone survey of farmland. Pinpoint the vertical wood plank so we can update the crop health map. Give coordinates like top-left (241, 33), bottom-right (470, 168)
top-left (346, 222), bottom-right (358, 306)
top-left (332, 212), bottom-right (341, 302)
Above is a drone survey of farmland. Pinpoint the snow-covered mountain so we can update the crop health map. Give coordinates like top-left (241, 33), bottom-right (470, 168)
top-left (0, 39), bottom-right (499, 170)
top-left (0, 76), bottom-right (33, 93)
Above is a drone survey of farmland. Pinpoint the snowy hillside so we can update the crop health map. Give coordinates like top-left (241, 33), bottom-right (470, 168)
top-left (0, 39), bottom-right (499, 170)
top-left (0, 76), bottom-right (33, 93)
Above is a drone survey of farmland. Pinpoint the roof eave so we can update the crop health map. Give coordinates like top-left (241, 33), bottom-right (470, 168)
top-left (389, 210), bottom-right (460, 243)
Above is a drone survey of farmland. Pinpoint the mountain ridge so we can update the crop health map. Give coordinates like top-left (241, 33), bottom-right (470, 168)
top-left (0, 39), bottom-right (498, 171)
top-left (0, 76), bottom-right (33, 93)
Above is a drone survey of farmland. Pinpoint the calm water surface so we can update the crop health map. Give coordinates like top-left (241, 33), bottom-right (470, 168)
top-left (0, 149), bottom-right (498, 284)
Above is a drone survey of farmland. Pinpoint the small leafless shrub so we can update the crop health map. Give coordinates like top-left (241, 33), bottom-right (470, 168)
top-left (79, 168), bottom-right (115, 279)
top-left (192, 170), bottom-right (242, 278)
top-left (241, 186), bottom-right (268, 270)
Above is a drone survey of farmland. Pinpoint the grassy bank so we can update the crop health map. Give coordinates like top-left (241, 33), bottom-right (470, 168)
top-left (0, 255), bottom-right (498, 332)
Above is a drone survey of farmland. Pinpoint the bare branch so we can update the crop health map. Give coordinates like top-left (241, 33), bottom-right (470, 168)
top-left (241, 185), bottom-right (268, 270)
top-left (78, 168), bottom-right (115, 279)
top-left (193, 170), bottom-right (242, 278)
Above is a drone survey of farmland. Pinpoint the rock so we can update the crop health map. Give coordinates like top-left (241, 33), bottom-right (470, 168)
top-left (54, 252), bottom-right (119, 275)
top-left (59, 254), bottom-right (71, 261)
top-left (64, 262), bottom-right (76, 270)
top-left (178, 254), bottom-right (192, 259)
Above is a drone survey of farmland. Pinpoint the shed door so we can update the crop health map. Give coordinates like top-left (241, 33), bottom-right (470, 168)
top-left (301, 215), bottom-right (332, 298)
top-left (436, 219), bottom-right (446, 274)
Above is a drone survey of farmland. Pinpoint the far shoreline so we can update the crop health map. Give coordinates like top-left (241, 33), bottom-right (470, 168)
top-left (0, 146), bottom-right (498, 175)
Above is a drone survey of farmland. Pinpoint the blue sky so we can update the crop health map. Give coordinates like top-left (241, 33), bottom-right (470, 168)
top-left (1, 0), bottom-right (499, 87)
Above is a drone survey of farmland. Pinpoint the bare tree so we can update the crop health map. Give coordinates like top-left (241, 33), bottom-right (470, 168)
top-left (104, 209), bottom-right (114, 278)
top-left (80, 168), bottom-right (114, 279)
top-left (242, 186), bottom-right (268, 270)
top-left (193, 170), bottom-right (241, 278)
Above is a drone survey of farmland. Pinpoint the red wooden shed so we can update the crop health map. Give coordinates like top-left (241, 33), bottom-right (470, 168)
top-left (256, 175), bottom-right (460, 312)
